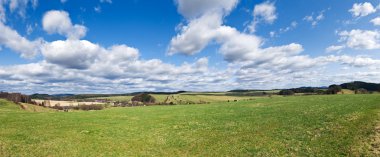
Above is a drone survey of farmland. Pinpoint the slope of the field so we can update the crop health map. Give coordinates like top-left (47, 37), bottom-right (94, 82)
top-left (1, 95), bottom-right (380, 156)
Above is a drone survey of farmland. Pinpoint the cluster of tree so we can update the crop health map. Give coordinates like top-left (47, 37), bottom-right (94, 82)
top-left (340, 81), bottom-right (380, 92)
top-left (278, 81), bottom-right (380, 96)
top-left (131, 93), bottom-right (156, 104)
top-left (0, 92), bottom-right (31, 103)
top-left (325, 85), bottom-right (342, 94)
top-left (278, 90), bottom-right (295, 95)
top-left (288, 87), bottom-right (323, 93)
top-left (279, 85), bottom-right (342, 95)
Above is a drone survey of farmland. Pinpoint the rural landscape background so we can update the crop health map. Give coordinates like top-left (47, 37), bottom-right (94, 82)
top-left (1, 0), bottom-right (380, 156)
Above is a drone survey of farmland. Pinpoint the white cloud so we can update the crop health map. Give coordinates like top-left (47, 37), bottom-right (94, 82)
top-left (303, 11), bottom-right (325, 27)
top-left (94, 6), bottom-right (101, 13)
top-left (42, 10), bottom-right (87, 39)
top-left (0, 0), bottom-right (37, 22)
top-left (9, 0), bottom-right (37, 17)
top-left (253, 1), bottom-right (277, 23)
top-left (169, 0), bottom-right (321, 74)
top-left (41, 38), bottom-right (141, 70)
top-left (168, 12), bottom-right (222, 55)
top-left (0, 50), bottom-right (219, 94)
top-left (0, 1), bottom-right (5, 22)
top-left (215, 26), bottom-right (263, 62)
top-left (340, 55), bottom-right (380, 68)
top-left (26, 24), bottom-right (34, 35)
top-left (321, 55), bottom-right (380, 68)
top-left (247, 1), bottom-right (277, 33)
top-left (269, 21), bottom-right (297, 38)
top-left (325, 45), bottom-right (345, 53)
top-left (41, 40), bottom-right (102, 69)
top-left (371, 17), bottom-right (380, 26)
top-left (166, 0), bottom-right (380, 92)
top-left (169, 0), bottom-right (327, 76)
top-left (280, 21), bottom-right (297, 33)
top-left (100, 0), bottom-right (112, 4)
top-left (60, 0), bottom-right (67, 3)
top-left (339, 29), bottom-right (380, 50)
top-left (0, 22), bottom-right (42, 58)
top-left (349, 2), bottom-right (376, 17)
top-left (269, 31), bottom-right (275, 37)
top-left (174, 0), bottom-right (238, 19)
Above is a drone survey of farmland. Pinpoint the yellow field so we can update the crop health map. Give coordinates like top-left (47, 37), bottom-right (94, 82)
top-left (338, 89), bottom-right (355, 94)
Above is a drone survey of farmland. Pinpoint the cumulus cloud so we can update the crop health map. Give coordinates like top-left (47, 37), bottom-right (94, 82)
top-left (42, 10), bottom-right (87, 39)
top-left (168, 0), bottom-right (351, 90)
top-left (166, 0), bottom-right (380, 92)
top-left (0, 7), bottom-right (226, 93)
top-left (0, 54), bottom-right (219, 94)
top-left (0, 22), bottom-right (42, 58)
top-left (168, 12), bottom-right (223, 55)
top-left (215, 26), bottom-right (262, 62)
top-left (321, 55), bottom-right (380, 68)
top-left (41, 39), bottom-right (142, 70)
top-left (41, 40), bottom-right (102, 69)
top-left (371, 17), bottom-right (380, 26)
top-left (339, 29), bottom-right (380, 50)
top-left (169, 0), bottom-right (315, 73)
top-left (349, 2), bottom-right (376, 17)
top-left (340, 55), bottom-right (380, 68)
top-left (247, 1), bottom-right (277, 33)
top-left (325, 45), bottom-right (345, 53)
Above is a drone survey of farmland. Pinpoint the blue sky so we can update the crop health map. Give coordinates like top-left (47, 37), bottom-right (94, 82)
top-left (1, 0), bottom-right (380, 94)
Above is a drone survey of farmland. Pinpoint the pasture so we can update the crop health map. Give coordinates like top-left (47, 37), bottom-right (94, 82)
top-left (1, 94), bottom-right (380, 156)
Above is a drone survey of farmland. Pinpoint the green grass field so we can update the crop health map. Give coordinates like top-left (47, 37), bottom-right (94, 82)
top-left (1, 94), bottom-right (380, 156)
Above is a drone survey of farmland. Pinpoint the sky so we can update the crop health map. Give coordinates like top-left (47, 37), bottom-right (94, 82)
top-left (1, 0), bottom-right (380, 94)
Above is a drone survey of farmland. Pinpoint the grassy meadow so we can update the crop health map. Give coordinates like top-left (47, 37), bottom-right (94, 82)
top-left (1, 94), bottom-right (380, 156)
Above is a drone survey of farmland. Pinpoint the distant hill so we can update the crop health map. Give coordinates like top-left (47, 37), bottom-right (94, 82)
top-left (27, 81), bottom-right (380, 100)
top-left (29, 91), bottom-right (188, 100)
